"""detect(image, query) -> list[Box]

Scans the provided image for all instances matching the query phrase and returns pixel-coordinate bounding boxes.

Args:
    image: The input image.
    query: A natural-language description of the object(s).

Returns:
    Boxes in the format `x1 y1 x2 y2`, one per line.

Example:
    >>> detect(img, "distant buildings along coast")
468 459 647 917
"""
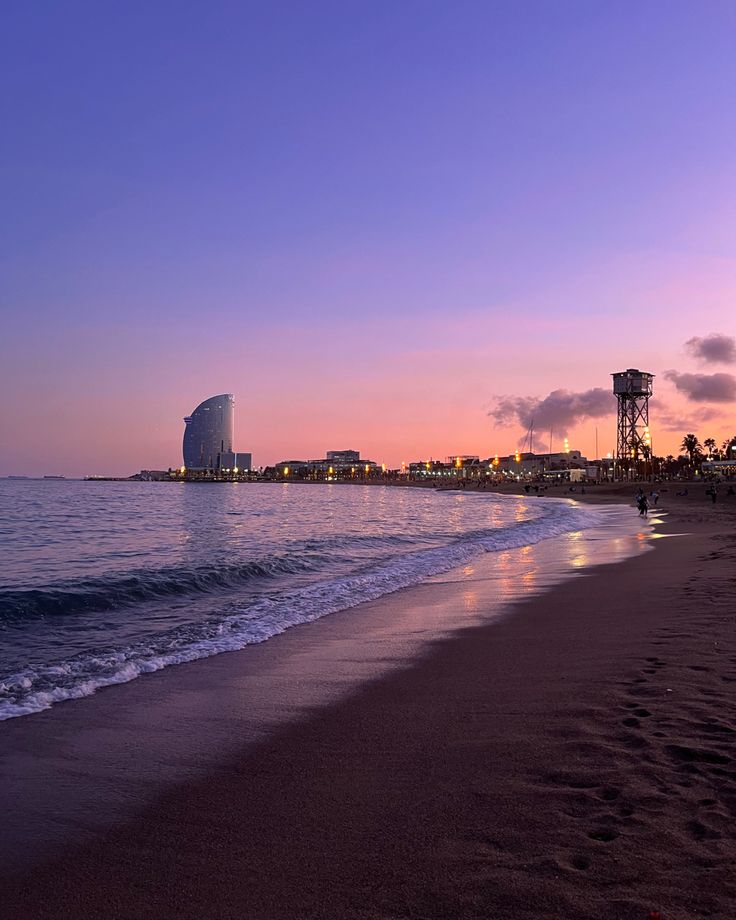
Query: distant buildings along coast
273 450 381 479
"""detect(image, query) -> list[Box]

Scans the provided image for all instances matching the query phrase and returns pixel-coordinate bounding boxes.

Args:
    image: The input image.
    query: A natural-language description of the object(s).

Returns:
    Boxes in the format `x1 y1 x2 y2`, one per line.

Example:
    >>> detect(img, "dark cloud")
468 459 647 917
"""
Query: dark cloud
664 370 736 403
489 387 614 436
685 333 736 365
658 409 720 432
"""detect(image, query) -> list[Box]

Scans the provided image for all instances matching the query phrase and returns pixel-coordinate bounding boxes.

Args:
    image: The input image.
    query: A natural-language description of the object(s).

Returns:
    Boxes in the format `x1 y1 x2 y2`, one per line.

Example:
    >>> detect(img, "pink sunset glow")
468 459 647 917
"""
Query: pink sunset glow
2 5 735 476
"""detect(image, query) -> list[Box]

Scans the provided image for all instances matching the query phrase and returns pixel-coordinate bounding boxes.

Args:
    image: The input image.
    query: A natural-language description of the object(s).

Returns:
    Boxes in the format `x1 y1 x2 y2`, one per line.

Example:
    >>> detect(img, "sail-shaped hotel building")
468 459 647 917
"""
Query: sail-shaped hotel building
182 394 235 470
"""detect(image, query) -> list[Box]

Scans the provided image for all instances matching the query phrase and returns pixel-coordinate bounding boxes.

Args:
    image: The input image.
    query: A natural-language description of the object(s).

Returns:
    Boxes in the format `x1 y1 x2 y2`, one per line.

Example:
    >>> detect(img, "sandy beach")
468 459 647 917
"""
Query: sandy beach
1 483 734 919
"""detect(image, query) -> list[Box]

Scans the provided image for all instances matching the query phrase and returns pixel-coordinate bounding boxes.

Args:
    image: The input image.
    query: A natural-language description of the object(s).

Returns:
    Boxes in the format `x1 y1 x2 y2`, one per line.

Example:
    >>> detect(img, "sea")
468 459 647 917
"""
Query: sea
0 479 643 722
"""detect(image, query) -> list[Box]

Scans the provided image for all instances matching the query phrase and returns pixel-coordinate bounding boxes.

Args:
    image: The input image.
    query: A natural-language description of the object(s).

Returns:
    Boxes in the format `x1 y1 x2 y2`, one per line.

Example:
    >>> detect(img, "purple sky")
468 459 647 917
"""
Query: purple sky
1 1 735 475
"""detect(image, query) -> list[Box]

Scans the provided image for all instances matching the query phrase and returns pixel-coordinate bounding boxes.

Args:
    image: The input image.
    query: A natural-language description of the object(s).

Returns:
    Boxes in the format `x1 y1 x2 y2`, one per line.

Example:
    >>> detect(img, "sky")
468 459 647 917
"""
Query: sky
1 1 735 476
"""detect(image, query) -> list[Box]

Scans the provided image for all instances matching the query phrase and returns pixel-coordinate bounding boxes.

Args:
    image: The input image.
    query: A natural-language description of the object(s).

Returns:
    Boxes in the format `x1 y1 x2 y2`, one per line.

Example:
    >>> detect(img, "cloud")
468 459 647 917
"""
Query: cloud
664 370 736 402
657 409 720 432
489 387 614 436
685 333 736 365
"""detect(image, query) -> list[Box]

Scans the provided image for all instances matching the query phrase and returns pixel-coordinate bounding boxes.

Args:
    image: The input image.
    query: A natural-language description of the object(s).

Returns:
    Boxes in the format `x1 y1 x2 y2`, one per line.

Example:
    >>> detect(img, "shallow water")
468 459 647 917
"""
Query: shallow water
0 480 633 720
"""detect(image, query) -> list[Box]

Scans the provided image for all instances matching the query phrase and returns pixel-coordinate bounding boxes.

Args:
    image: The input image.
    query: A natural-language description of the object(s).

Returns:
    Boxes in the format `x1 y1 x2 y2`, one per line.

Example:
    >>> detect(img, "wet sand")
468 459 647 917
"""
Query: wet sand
1 485 735 919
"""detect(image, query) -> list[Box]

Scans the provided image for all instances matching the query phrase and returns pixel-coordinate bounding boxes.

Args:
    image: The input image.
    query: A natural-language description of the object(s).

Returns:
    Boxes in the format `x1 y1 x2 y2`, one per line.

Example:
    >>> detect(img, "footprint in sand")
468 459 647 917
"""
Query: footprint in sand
700 721 735 735
666 744 731 765
687 819 721 841
588 828 619 842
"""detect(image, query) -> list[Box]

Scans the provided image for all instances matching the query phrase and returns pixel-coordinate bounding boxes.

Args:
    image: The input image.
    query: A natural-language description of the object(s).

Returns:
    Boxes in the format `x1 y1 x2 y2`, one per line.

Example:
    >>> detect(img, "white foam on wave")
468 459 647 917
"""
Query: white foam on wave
0 501 605 721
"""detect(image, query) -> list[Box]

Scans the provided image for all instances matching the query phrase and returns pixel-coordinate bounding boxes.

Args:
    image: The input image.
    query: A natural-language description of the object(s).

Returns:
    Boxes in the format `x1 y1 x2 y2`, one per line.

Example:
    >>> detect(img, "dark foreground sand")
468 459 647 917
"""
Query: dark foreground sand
1 485 735 919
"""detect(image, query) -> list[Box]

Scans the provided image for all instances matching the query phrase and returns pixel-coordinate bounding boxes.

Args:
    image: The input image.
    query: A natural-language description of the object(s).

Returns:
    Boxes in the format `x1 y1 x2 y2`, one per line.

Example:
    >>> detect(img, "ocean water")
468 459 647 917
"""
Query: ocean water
1 480 619 721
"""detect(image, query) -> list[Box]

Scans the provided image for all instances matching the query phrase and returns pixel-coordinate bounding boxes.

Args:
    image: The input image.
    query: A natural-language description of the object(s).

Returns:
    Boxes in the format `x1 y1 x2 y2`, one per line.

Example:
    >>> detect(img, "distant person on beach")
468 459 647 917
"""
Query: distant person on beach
650 490 659 506
637 494 649 516
708 485 718 504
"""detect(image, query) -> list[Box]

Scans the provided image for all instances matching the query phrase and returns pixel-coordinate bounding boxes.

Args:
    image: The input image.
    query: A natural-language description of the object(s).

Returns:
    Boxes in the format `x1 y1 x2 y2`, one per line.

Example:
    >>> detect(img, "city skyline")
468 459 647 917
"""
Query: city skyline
2 3 735 476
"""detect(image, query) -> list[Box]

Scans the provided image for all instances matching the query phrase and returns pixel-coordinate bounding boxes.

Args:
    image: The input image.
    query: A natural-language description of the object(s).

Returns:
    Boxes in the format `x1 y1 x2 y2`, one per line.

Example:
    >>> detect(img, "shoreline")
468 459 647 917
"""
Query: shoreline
1 491 735 918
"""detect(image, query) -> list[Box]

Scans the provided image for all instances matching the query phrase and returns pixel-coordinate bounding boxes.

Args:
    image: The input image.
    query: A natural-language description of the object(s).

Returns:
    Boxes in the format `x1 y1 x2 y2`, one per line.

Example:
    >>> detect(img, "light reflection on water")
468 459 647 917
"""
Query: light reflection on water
423 505 652 633
0 481 652 724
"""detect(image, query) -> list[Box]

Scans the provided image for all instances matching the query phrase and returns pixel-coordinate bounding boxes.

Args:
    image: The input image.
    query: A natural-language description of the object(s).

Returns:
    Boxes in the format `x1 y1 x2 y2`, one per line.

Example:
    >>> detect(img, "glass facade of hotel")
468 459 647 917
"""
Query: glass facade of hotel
182 394 234 469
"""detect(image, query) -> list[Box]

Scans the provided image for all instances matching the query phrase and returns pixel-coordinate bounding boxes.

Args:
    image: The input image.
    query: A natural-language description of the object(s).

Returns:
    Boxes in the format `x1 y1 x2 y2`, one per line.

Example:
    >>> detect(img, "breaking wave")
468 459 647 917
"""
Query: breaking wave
0 501 601 721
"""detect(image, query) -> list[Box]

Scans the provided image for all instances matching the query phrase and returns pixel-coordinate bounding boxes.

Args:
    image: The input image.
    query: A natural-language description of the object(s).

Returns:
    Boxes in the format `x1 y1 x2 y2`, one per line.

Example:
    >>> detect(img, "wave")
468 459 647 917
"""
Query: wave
0 502 602 721
0 534 428 623
0 556 315 621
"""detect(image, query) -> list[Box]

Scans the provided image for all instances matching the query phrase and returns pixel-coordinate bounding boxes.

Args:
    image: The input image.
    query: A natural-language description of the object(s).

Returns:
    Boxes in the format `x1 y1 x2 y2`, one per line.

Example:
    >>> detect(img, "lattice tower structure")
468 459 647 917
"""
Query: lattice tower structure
612 369 654 463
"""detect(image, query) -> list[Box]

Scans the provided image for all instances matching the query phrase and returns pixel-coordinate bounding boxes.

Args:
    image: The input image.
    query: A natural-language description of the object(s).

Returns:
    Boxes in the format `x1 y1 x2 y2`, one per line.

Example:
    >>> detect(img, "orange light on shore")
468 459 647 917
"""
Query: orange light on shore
179 466 186 474
283 466 289 476
514 451 520 463
455 456 462 468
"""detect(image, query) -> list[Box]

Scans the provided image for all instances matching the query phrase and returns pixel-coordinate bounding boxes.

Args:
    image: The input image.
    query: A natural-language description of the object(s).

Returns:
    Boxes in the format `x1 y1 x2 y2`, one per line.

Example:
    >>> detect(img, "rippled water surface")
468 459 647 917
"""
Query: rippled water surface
1 480 613 720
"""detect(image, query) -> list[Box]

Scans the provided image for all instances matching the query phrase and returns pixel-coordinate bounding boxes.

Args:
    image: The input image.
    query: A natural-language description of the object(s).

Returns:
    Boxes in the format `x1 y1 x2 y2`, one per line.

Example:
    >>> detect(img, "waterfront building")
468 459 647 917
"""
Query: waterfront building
326 450 360 462
219 451 253 472
182 394 234 469
701 459 736 479
272 453 379 479
493 450 587 477
406 450 589 480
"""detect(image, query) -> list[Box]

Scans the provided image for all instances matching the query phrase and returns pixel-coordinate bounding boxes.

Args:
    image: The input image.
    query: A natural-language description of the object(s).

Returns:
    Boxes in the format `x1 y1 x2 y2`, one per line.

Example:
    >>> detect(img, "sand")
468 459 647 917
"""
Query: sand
1 483 734 919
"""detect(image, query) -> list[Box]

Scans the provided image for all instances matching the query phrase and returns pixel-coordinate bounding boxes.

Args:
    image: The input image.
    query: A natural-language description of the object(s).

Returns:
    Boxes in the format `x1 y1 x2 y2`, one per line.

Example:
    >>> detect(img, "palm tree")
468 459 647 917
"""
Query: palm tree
680 434 702 469
703 438 717 459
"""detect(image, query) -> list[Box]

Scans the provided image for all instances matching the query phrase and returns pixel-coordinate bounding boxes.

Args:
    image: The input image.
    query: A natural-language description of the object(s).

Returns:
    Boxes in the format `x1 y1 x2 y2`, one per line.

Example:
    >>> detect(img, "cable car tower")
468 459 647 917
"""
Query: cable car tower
612 369 654 471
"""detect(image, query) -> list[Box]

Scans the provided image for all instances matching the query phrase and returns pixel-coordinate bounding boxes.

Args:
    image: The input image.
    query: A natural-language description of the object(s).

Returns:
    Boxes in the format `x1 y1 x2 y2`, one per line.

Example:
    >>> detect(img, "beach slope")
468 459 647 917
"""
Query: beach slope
1 492 735 919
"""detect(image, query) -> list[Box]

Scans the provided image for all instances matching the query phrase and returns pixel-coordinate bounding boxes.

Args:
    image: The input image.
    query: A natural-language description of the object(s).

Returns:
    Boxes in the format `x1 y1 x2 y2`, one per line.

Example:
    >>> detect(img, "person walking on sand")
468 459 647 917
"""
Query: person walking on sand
637 494 649 517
